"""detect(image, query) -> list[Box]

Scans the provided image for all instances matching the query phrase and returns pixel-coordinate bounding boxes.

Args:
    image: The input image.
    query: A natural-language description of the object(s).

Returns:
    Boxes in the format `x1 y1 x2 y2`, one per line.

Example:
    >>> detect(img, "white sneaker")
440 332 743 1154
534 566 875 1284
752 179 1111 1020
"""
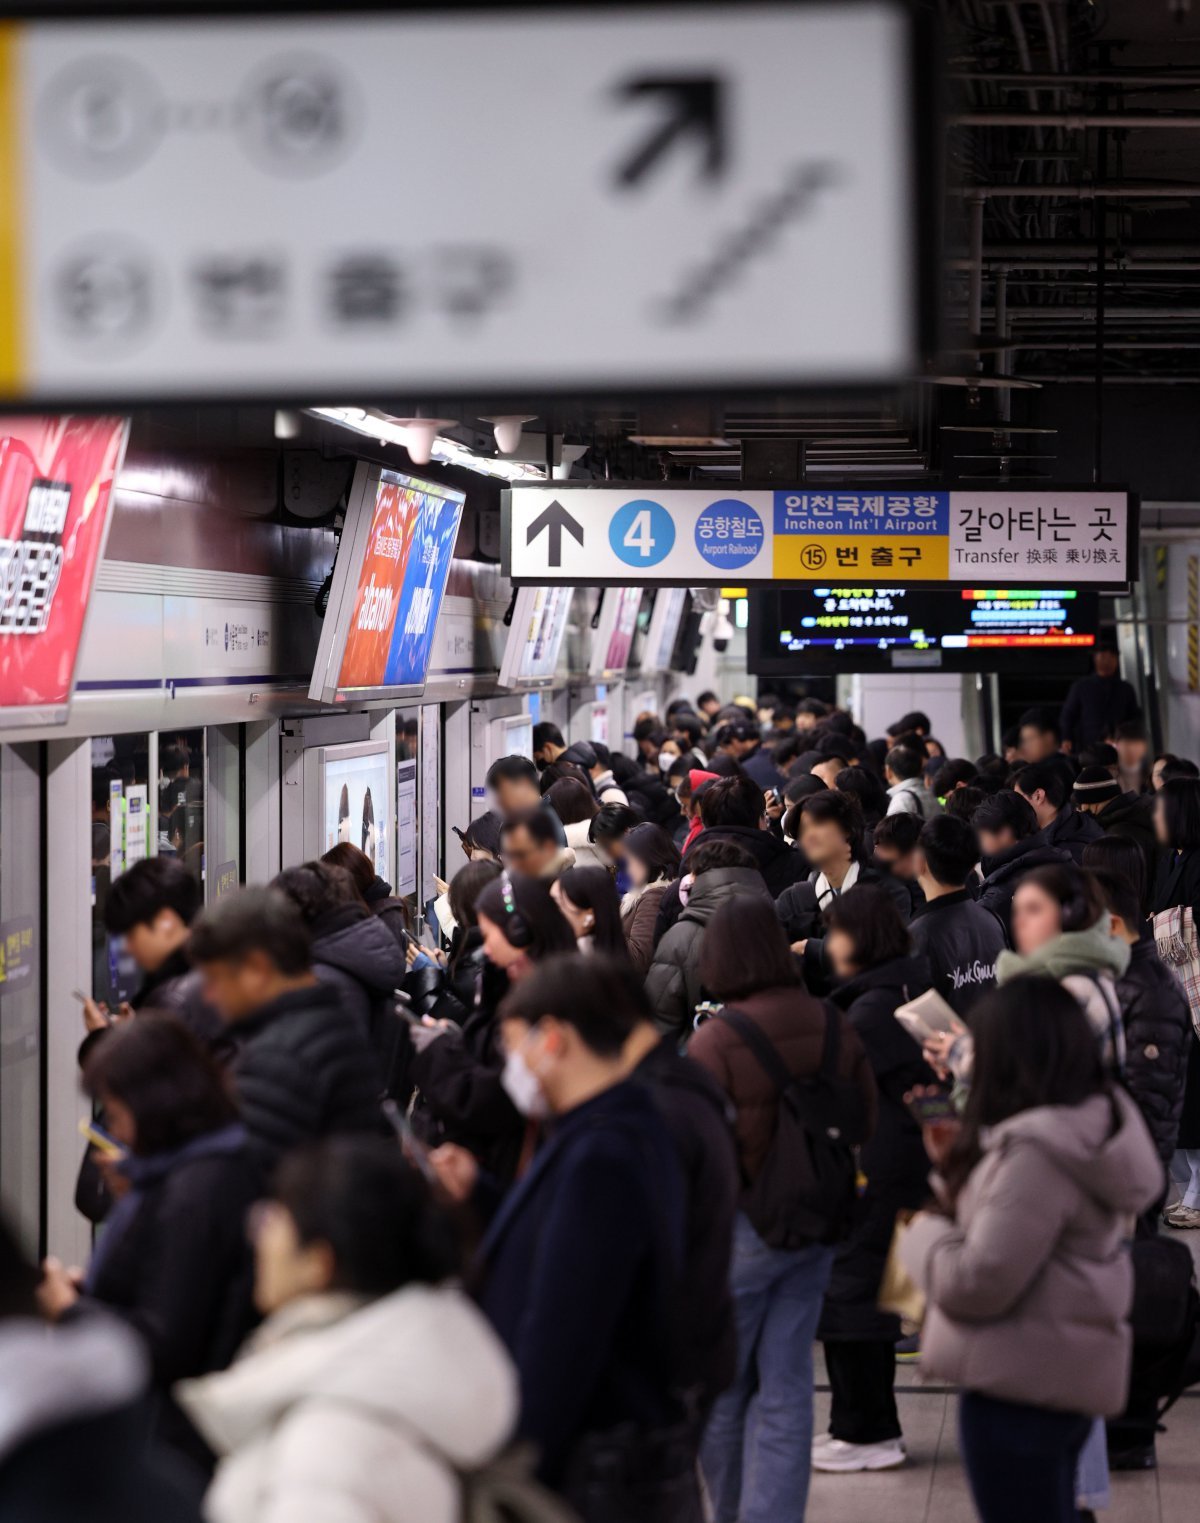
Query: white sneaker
811 1437 907 1473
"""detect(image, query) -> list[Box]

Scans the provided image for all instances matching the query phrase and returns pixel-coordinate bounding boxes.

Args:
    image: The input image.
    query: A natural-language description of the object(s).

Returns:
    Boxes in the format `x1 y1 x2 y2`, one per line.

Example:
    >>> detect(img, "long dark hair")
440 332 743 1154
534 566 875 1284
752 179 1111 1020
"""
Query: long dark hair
622 822 681 884
1160 776 1200 851
475 873 576 960
555 866 629 957
84 1015 238 1156
941 977 1106 1205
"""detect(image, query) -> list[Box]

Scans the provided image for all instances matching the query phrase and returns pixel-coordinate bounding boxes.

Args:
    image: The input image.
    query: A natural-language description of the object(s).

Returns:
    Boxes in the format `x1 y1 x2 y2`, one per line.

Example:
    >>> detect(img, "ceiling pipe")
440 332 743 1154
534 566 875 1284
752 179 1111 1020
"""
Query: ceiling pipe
951 111 1200 128
950 72 1200 87
950 183 1200 198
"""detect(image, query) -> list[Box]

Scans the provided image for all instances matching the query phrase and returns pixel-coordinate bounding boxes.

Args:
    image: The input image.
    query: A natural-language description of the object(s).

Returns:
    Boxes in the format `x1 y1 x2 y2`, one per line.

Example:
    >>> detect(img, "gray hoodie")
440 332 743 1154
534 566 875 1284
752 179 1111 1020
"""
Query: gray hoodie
902 1088 1163 1417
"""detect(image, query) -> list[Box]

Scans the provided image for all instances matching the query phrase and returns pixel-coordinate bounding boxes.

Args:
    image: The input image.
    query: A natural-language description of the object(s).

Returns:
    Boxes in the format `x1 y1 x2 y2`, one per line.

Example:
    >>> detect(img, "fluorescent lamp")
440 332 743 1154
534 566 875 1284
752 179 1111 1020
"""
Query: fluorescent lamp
307 407 546 481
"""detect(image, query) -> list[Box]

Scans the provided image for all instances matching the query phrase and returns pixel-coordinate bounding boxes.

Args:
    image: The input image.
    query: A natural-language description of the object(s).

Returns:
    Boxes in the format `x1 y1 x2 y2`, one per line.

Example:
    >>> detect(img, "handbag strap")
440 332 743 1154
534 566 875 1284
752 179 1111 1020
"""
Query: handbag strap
720 1001 841 1095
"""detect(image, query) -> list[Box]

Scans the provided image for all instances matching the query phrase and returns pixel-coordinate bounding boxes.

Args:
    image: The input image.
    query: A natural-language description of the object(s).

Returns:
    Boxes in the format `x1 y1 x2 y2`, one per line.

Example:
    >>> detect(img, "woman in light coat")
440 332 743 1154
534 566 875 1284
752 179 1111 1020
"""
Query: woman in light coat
901 977 1162 1523
177 1138 516 1523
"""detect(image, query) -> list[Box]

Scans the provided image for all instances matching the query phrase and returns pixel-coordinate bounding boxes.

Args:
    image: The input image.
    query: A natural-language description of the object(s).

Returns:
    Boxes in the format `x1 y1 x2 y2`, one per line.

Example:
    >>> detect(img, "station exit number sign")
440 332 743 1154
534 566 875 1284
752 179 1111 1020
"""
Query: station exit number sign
0 1 925 402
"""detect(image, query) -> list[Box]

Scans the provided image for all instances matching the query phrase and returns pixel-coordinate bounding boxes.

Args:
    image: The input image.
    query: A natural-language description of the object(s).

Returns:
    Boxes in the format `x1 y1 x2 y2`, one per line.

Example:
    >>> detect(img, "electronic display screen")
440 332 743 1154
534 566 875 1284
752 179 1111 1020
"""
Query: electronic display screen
498 584 572 689
310 463 465 703
749 585 1099 675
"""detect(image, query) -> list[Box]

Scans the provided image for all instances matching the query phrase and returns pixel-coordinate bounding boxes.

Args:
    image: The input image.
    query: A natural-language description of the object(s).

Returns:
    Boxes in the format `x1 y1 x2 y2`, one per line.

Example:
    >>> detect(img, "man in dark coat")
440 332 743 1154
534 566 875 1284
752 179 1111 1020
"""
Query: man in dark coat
1073 767 1159 886
974 790 1072 940
1015 759 1104 867
1060 643 1140 754
910 815 1006 1014
476 956 691 1501
189 887 383 1177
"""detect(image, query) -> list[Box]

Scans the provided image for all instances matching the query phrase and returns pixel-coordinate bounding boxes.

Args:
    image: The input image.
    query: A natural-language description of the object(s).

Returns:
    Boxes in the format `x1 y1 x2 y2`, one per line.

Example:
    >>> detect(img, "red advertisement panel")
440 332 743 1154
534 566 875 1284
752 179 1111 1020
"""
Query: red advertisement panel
0 416 128 715
337 477 419 690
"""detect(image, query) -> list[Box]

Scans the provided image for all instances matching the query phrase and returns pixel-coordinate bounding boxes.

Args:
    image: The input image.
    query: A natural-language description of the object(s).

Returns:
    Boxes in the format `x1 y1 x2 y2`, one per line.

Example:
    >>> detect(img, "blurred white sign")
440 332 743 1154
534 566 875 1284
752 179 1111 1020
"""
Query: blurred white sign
0 2 919 399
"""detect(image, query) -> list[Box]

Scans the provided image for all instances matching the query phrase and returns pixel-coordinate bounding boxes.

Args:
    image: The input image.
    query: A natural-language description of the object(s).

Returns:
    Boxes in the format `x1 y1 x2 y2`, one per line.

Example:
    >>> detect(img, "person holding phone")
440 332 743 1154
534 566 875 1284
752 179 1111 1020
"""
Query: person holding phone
900 978 1161 1523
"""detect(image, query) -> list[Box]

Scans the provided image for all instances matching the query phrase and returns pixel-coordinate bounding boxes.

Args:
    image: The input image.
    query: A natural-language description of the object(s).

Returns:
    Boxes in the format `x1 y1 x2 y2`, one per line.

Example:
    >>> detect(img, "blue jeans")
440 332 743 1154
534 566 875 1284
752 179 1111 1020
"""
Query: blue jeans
701 1214 834 1523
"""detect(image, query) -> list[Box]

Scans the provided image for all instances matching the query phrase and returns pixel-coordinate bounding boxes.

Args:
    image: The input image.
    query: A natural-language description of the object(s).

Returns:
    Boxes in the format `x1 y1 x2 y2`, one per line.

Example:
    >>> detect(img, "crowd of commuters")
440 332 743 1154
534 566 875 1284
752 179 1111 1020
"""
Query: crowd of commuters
4 653 1200 1523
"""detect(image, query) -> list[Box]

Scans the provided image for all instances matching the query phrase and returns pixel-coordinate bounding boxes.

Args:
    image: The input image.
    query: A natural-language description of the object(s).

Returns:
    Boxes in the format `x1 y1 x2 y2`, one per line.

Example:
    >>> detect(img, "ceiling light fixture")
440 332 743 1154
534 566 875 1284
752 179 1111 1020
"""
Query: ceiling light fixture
481 414 537 455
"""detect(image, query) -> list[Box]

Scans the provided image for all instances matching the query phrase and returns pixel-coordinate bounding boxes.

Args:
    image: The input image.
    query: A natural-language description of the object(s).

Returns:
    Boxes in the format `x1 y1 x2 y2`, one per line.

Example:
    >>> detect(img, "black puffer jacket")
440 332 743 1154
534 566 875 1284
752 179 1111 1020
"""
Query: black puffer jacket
310 905 407 1037
908 888 1008 1015
978 837 1071 940
1117 936 1192 1164
1040 802 1104 866
821 955 935 1342
1093 792 1159 894
363 876 411 952
231 986 383 1175
774 861 912 945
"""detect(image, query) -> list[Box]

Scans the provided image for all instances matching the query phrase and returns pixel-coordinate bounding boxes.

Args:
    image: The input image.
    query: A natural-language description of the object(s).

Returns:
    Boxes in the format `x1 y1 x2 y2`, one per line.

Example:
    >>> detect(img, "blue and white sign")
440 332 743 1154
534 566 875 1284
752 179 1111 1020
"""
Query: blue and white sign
609 498 676 568
506 486 1136 586
695 499 766 570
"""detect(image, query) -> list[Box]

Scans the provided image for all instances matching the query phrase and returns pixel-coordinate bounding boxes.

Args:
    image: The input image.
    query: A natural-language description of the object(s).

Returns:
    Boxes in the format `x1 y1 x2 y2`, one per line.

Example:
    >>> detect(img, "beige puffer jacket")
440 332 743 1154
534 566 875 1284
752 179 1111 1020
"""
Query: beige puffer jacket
901 1088 1163 1418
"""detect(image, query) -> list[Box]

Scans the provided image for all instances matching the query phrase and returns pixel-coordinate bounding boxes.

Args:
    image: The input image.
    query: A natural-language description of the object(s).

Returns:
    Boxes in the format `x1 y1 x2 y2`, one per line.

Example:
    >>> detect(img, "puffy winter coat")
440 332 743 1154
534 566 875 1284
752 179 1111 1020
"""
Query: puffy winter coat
901 1089 1163 1417
820 955 935 1342
645 867 773 1043
178 1287 517 1523
1039 802 1105 866
621 880 670 975
230 986 384 1175
977 837 1071 939
310 906 407 1039
654 824 809 942
563 818 612 872
908 889 1006 1015
1117 935 1192 1163
1092 792 1158 884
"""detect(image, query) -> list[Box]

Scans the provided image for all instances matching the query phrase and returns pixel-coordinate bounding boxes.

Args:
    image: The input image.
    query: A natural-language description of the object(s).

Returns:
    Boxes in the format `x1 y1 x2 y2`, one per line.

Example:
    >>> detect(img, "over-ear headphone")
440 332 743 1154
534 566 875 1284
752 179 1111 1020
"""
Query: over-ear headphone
500 869 533 949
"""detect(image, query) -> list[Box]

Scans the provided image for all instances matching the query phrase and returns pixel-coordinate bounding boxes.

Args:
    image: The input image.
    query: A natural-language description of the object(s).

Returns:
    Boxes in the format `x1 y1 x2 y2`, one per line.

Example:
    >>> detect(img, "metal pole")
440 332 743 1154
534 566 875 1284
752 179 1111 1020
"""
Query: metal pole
951 111 1200 129
994 267 1011 425
967 193 985 354
1094 106 1108 483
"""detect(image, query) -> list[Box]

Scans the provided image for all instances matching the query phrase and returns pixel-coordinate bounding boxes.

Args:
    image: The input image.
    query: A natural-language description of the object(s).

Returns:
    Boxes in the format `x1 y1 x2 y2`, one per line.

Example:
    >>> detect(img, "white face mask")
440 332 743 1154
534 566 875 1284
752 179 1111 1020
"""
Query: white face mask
501 1046 551 1119
658 753 675 773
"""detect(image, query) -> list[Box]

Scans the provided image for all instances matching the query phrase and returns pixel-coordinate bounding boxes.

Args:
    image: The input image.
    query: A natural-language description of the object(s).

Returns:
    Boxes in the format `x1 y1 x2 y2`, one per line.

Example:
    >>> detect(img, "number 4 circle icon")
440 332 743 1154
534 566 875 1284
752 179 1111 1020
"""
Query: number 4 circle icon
609 499 676 568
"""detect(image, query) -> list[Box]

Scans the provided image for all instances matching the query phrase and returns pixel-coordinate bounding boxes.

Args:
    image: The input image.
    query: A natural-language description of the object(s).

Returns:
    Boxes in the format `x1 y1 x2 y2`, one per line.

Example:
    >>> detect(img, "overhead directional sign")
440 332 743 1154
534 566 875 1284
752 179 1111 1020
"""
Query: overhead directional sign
0 1 923 402
505 487 1138 587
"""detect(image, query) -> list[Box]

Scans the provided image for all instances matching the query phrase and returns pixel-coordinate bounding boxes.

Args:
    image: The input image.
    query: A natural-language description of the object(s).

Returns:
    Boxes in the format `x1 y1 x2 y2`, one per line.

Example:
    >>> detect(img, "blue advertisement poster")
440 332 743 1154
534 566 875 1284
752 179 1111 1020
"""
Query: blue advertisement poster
384 487 464 686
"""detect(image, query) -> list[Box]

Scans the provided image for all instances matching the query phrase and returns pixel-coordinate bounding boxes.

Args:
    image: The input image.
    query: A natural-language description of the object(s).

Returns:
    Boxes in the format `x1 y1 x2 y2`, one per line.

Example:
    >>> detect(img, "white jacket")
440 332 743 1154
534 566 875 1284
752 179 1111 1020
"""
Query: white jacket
564 819 612 872
177 1286 517 1523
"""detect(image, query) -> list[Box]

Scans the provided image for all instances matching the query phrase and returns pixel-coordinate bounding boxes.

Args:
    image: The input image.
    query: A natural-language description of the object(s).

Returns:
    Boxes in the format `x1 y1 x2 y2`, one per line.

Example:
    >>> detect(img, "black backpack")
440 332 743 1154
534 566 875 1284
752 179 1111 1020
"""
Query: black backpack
720 1004 869 1249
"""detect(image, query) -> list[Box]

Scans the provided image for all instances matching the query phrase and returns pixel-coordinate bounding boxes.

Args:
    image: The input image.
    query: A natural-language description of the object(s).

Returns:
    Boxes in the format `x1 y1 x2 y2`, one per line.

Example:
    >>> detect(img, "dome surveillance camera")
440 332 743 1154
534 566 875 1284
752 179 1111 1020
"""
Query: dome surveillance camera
482 414 537 455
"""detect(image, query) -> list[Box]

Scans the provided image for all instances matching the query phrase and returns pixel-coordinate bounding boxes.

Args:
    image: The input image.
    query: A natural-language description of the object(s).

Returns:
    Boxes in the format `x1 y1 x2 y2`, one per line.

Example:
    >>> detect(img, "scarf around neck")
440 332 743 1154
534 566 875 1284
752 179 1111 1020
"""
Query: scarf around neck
996 917 1130 986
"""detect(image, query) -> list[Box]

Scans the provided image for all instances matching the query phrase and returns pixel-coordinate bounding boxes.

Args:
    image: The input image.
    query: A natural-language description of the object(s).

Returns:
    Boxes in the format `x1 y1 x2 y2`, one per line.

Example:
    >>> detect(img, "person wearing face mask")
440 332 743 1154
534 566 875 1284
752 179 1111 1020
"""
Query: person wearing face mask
475 953 696 1521
408 872 576 1185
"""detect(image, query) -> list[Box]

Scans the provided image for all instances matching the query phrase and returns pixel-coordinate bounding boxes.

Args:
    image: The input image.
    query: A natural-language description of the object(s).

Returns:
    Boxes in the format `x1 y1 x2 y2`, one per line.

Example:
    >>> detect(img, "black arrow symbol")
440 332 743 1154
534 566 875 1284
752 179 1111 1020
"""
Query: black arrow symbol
526 499 584 568
614 74 726 190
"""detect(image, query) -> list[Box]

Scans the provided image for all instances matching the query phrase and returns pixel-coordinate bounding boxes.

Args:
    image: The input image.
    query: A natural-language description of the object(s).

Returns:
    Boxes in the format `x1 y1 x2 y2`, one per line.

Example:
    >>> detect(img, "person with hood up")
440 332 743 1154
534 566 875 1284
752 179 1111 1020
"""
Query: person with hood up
974 789 1071 940
273 860 407 1084
177 1138 517 1523
812 887 933 1477
1014 760 1104 866
645 838 772 1045
677 767 719 856
619 823 681 973
0 1212 204 1523
900 978 1163 1523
